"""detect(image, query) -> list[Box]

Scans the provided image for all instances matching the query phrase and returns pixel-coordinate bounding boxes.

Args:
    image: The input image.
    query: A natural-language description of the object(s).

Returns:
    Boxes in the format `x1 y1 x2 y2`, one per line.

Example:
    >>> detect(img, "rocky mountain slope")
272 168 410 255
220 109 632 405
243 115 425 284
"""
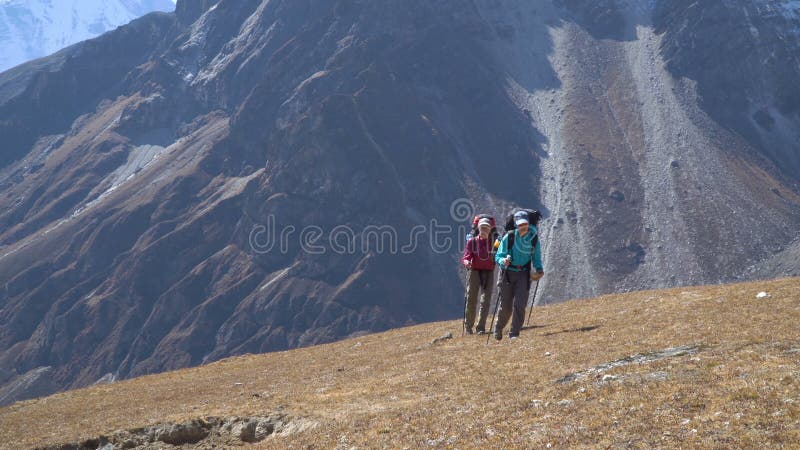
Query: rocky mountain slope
0 0 799 405
0 277 798 448
0 0 175 72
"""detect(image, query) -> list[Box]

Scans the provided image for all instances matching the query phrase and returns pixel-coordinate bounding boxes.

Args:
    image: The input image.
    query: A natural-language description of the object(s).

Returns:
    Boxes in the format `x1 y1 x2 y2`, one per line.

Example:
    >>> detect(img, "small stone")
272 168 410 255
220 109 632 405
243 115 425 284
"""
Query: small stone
431 332 453 345
601 375 618 382
544 352 552 357
232 420 257 443
756 291 771 299
425 437 445 446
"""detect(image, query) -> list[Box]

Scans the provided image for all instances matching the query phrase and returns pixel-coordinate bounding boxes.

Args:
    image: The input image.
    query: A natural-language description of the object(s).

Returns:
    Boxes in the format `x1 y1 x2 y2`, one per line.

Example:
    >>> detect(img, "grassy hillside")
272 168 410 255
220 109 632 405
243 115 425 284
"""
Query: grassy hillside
1 277 799 449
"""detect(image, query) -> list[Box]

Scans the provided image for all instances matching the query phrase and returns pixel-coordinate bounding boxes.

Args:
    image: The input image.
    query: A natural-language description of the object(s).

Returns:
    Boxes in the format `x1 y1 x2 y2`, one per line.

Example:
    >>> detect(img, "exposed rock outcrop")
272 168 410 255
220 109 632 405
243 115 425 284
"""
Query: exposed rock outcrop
41 413 317 449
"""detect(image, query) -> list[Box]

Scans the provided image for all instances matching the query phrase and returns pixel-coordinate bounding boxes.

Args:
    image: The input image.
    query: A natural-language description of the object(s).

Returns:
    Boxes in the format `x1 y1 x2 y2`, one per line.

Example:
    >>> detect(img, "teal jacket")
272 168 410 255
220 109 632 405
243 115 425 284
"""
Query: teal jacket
495 227 543 272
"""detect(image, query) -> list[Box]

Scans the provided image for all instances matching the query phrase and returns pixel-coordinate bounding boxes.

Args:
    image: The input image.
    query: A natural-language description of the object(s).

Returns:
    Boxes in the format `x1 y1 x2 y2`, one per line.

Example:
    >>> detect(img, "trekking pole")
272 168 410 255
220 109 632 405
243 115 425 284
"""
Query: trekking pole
486 269 505 344
525 280 540 328
461 268 471 336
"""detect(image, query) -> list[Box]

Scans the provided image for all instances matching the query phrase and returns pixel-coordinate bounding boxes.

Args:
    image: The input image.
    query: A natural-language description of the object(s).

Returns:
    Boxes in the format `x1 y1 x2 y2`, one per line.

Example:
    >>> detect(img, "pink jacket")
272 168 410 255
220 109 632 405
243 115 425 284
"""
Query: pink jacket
461 236 496 271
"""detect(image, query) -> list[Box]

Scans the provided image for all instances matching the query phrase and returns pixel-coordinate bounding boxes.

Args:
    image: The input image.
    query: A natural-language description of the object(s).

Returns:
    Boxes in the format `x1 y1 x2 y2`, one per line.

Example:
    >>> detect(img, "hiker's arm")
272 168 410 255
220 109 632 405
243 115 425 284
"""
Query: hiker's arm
461 240 473 268
495 234 509 265
533 235 543 272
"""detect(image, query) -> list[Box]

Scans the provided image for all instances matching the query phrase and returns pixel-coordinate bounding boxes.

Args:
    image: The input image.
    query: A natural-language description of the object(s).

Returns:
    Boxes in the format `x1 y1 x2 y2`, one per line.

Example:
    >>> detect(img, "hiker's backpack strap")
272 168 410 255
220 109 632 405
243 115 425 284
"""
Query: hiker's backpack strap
526 233 538 272
503 231 515 283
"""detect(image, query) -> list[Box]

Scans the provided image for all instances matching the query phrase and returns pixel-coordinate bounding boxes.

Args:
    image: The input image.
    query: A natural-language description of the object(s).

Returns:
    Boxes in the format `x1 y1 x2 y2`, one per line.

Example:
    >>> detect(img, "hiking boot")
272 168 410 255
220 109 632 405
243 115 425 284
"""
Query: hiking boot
509 334 520 341
475 327 486 335
494 333 502 341
464 327 474 335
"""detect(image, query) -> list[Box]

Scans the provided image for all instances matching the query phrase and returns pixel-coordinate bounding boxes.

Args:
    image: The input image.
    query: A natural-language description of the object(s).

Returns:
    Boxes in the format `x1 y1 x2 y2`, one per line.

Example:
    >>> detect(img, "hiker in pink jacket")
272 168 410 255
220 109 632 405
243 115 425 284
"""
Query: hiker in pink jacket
461 217 497 335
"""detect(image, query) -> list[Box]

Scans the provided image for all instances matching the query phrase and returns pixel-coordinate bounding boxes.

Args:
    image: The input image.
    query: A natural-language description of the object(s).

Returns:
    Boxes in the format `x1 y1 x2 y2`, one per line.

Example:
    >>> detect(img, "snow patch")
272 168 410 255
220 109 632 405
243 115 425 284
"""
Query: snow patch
781 0 800 20
70 143 169 219
0 0 174 71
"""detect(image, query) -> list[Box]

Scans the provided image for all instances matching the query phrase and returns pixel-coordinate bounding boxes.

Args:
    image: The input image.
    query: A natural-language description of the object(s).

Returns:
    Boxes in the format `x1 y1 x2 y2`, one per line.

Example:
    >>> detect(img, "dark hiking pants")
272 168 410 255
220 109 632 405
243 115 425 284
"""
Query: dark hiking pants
493 270 531 337
464 268 494 331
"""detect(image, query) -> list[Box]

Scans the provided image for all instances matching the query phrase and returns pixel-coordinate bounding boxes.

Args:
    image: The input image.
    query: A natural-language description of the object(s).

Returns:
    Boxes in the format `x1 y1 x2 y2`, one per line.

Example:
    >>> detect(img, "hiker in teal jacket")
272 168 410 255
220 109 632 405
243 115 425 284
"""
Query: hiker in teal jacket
493 210 544 340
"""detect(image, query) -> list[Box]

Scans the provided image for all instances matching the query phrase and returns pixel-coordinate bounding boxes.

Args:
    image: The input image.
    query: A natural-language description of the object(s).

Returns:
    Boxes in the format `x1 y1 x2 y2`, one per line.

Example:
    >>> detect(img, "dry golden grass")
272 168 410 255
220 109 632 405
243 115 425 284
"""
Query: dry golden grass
1 277 799 449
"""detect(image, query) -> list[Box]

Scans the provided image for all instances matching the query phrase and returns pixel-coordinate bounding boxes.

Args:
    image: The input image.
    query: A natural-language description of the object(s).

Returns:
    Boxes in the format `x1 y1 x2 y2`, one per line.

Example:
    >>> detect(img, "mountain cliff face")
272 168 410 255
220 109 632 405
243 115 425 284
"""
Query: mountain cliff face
0 0 798 404
501 0 800 300
0 0 175 72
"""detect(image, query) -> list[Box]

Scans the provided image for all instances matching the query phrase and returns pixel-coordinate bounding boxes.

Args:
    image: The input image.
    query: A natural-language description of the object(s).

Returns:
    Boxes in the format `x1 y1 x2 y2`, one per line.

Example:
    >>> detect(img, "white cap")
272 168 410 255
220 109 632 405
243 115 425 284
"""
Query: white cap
514 211 529 226
478 218 492 228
